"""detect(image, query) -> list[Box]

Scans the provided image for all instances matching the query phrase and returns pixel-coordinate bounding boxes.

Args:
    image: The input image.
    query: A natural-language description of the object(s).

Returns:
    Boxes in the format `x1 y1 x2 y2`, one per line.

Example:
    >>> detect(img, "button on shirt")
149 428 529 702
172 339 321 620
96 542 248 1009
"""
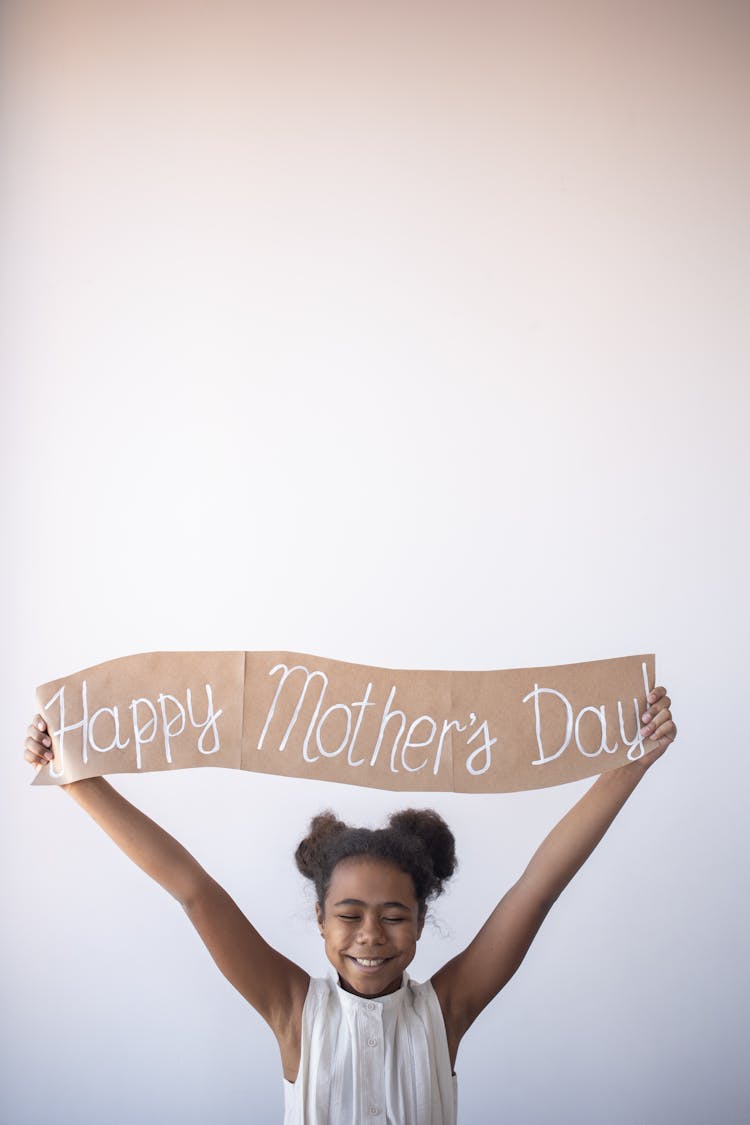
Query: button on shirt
283 971 457 1124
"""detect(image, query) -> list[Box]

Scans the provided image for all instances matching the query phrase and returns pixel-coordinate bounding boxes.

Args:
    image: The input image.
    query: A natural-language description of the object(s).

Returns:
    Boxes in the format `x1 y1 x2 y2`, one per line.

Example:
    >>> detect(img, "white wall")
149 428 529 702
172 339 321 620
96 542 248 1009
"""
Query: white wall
1 2 748 1123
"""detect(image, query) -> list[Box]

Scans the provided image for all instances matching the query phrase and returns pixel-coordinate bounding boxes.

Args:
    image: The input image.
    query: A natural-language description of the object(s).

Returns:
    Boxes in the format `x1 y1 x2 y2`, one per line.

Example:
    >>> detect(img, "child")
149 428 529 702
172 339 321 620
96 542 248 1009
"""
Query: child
24 686 676 1124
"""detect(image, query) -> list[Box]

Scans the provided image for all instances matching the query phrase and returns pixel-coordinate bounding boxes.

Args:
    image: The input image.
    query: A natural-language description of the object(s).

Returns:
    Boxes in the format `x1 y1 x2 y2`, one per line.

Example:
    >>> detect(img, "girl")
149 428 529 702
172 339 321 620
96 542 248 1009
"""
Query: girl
24 686 677 1124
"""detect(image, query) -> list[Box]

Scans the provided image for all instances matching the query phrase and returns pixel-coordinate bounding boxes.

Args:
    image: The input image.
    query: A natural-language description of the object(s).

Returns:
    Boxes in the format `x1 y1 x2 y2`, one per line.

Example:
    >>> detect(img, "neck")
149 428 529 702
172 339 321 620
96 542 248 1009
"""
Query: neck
337 973 404 998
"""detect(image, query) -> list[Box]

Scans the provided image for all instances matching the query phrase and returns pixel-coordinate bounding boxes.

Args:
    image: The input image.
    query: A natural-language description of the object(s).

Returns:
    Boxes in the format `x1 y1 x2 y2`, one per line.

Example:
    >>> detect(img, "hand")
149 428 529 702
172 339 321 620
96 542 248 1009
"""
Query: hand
24 713 54 770
637 685 677 769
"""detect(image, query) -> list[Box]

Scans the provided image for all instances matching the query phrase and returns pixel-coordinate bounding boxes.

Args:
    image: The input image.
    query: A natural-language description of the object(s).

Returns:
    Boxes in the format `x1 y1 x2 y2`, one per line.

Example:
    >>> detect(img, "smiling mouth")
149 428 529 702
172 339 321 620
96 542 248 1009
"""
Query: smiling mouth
348 956 390 968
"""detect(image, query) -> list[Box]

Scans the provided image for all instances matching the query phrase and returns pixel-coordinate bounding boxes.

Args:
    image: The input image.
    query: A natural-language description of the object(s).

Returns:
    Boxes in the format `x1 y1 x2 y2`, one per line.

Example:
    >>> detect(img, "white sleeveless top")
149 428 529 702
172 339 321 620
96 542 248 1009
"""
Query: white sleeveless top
283 971 457 1124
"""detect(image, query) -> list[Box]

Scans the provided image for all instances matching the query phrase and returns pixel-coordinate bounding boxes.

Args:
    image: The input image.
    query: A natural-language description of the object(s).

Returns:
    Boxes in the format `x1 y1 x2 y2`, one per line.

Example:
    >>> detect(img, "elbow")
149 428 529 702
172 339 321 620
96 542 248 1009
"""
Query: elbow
176 865 215 914
512 876 558 921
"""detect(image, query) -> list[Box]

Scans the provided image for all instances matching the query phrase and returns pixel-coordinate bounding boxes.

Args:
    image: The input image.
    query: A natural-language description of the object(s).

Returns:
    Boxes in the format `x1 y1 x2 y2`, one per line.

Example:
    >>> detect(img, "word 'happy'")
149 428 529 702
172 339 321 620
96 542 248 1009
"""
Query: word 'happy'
41 681 222 778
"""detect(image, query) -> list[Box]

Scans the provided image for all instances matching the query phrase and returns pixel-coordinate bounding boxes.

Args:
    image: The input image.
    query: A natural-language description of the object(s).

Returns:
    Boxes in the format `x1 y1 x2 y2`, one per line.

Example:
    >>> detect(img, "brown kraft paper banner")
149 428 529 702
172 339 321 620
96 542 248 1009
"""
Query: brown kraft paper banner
32 651 657 793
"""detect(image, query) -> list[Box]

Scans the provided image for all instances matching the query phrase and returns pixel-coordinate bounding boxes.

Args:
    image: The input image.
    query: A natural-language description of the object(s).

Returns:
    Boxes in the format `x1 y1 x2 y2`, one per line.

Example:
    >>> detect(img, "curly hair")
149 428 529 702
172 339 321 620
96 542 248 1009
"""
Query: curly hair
295 808 457 917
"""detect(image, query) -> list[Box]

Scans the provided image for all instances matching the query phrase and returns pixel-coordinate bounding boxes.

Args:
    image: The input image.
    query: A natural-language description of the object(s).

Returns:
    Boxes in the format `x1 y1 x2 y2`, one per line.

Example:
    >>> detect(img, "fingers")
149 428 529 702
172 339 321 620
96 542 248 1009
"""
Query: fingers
639 686 677 749
24 714 53 766
648 718 677 749
640 687 670 725
640 710 674 740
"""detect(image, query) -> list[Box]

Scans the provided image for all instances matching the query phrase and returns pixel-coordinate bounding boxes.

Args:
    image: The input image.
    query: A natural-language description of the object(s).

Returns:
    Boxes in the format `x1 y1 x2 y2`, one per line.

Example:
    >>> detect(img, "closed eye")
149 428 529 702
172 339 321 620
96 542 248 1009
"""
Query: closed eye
337 915 406 923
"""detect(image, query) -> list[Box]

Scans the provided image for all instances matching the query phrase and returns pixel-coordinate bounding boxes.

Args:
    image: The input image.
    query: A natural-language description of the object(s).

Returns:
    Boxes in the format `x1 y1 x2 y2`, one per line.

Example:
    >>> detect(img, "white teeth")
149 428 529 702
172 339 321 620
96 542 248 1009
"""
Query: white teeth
353 958 386 967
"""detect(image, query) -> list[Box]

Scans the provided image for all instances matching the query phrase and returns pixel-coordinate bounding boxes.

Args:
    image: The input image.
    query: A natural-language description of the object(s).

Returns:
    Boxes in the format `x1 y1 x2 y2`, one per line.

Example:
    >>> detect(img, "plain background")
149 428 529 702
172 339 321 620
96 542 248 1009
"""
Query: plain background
1 2 748 1123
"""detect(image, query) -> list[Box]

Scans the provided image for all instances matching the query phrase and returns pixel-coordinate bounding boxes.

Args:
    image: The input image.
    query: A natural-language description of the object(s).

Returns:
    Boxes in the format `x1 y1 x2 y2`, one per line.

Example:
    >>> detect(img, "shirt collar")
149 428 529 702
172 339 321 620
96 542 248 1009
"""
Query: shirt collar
333 970 411 1010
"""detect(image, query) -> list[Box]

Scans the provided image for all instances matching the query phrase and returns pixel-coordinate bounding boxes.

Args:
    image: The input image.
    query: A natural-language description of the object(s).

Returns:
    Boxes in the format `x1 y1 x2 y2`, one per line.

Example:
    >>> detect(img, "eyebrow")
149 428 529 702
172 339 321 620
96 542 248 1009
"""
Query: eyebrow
333 898 412 910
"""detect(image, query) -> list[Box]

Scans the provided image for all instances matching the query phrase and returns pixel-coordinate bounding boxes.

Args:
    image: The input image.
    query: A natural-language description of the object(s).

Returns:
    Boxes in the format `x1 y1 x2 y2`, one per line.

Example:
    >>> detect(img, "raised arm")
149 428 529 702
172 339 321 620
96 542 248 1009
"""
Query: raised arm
432 687 677 1062
24 715 309 1052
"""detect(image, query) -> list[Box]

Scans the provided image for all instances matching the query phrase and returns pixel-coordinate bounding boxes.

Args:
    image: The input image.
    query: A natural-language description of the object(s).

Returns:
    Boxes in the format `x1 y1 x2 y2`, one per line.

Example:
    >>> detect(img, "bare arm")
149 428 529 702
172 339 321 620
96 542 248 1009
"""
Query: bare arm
24 717 309 1041
432 687 677 1057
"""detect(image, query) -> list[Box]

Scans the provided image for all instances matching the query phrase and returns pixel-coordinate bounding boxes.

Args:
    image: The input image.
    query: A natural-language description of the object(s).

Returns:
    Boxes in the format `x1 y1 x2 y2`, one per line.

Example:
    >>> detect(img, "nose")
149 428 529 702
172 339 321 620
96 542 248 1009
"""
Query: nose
356 914 387 945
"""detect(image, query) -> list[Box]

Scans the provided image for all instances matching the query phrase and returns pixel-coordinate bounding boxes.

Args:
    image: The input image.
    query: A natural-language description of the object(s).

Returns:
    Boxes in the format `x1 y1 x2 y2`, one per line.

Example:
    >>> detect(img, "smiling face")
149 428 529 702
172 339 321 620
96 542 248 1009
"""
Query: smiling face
316 855 425 998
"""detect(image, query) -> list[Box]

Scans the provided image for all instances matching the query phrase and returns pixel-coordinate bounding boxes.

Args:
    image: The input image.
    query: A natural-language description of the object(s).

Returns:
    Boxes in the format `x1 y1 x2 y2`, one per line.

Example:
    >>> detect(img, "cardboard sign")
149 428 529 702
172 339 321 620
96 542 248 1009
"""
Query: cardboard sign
32 650 656 792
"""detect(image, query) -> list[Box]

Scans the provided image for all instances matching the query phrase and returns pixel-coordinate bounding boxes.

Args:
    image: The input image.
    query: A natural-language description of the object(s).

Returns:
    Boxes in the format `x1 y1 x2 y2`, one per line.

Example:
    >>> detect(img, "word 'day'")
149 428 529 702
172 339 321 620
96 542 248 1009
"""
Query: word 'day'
524 661 653 765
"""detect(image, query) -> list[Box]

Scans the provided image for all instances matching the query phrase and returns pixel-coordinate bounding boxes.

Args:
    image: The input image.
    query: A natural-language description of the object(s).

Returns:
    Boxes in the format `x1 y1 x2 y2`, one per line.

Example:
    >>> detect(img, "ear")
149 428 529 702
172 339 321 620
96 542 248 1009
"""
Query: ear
315 901 325 935
416 911 426 940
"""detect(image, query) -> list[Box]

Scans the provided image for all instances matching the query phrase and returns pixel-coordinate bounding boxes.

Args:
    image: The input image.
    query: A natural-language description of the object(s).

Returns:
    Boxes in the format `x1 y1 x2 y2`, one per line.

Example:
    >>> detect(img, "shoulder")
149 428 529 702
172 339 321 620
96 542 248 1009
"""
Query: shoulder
404 975 447 1025
300 976 345 1029
405 975 437 1003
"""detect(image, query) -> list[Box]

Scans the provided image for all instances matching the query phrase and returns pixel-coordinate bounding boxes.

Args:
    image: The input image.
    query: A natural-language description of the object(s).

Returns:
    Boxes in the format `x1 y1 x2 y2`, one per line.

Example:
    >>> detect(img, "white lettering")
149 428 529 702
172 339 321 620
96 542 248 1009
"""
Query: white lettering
400 715 437 773
433 718 467 776
157 693 186 763
574 705 618 758
618 661 655 761
369 685 406 772
42 680 224 774
257 663 328 759
347 683 375 766
88 705 131 754
524 684 574 765
129 697 158 770
187 684 222 756
465 720 496 775
43 681 90 777
316 702 352 759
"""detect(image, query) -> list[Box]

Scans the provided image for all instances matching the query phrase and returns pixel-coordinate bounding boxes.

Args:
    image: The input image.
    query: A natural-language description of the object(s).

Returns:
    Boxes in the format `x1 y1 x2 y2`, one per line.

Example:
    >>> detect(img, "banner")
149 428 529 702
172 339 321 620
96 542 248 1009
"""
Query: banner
33 650 656 793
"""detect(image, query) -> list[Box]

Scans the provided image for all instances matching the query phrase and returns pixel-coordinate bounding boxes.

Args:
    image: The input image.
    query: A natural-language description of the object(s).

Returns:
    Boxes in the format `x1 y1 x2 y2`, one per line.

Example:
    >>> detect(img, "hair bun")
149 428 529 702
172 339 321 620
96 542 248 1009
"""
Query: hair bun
295 810 349 880
388 808 457 888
